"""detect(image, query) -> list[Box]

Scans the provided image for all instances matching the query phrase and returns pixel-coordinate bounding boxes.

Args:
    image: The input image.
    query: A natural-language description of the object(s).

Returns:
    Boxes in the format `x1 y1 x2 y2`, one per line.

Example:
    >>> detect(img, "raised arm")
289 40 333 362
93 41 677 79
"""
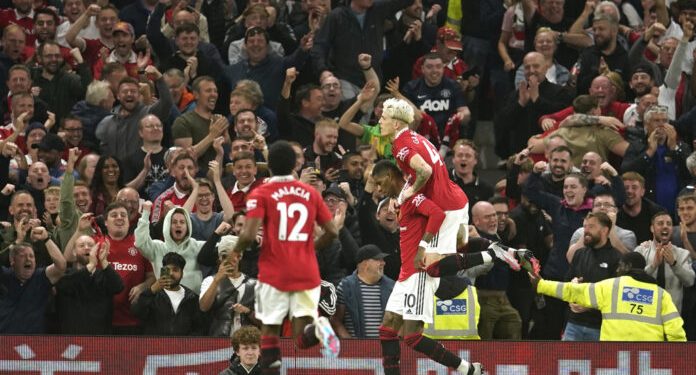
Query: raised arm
65 4 99 50
209 160 234 222
33 227 67 284
337 82 374 137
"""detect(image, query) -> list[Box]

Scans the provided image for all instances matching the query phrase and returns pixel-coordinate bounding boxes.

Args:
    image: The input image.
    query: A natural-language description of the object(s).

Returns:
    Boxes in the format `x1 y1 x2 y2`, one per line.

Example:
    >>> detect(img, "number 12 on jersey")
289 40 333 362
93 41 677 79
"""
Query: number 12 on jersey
277 202 309 241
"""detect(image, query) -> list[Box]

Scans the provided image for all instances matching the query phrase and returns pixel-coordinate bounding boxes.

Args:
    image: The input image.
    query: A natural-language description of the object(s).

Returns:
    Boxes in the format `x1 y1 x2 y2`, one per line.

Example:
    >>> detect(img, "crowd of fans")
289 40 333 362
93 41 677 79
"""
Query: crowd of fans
1 0 696 354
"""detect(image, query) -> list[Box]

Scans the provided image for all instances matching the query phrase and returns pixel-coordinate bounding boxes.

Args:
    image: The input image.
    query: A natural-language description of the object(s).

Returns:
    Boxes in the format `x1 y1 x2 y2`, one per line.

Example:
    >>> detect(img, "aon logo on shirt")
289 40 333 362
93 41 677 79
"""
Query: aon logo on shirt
420 99 450 112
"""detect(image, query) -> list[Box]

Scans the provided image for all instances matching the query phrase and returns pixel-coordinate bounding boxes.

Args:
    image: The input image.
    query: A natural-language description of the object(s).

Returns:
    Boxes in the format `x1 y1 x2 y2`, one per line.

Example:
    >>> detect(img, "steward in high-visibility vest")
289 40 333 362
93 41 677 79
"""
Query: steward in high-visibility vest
532 252 686 341
424 276 480 340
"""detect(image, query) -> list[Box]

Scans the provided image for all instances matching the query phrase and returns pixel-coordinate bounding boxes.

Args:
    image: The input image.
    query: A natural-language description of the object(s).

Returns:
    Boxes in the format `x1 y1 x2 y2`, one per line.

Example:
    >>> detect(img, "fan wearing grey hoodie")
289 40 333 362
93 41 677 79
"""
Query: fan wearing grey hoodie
135 201 205 292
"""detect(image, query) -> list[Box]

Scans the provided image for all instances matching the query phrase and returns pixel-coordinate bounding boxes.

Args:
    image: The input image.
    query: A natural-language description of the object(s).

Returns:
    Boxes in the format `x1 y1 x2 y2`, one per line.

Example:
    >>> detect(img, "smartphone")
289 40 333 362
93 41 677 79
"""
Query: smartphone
160 266 170 278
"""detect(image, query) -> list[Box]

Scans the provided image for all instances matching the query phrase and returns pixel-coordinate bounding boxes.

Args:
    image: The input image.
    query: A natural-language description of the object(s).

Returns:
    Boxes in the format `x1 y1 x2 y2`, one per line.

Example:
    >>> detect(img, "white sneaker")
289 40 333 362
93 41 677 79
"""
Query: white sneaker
468 363 484 375
314 316 340 358
457 361 484 375
488 242 521 271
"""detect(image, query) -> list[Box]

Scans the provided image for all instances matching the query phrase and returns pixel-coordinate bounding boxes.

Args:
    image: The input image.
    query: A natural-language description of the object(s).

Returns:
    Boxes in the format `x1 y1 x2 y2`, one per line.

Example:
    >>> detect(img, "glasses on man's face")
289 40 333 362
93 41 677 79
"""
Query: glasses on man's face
325 197 345 205
594 202 616 209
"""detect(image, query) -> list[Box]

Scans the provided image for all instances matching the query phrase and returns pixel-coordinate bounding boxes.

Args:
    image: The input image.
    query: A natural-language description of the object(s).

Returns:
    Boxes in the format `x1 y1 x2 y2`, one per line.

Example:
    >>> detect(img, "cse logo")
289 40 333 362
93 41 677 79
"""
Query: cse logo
436 299 467 315
621 287 654 304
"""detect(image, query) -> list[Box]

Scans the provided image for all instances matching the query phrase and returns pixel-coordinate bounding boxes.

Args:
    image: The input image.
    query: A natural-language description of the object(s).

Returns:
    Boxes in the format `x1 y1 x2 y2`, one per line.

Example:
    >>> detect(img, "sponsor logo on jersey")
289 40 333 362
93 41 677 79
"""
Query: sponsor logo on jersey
436 299 467 315
420 99 450 112
396 147 410 161
621 287 654 304
246 199 257 210
112 262 139 271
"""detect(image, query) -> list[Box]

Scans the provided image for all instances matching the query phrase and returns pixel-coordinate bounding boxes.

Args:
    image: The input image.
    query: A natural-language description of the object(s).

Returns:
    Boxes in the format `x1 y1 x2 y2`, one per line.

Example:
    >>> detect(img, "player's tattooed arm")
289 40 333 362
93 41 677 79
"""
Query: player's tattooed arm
559 114 599 128
399 154 432 204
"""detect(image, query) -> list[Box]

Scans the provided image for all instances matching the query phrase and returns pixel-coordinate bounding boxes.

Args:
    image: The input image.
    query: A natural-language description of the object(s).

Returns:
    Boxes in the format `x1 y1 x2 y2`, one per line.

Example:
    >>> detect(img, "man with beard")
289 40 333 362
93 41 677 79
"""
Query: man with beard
172 76 229 172
0 191 43 264
449 139 493 216
576 13 630 95
562 212 622 341
227 151 263 212
231 110 261 141
32 41 91 124
131 252 206 335
102 202 154 334
626 64 656 103
0 227 66 333
33 133 66 178
624 93 658 139
58 116 94 163
635 212 695 312
56 230 124 334
93 21 149 79
152 153 198 222
617 172 665 243
537 145 574 198
332 244 395 338
622 105 690 215
25 9 77 67
303 119 342 179
338 152 365 201
96 68 174 162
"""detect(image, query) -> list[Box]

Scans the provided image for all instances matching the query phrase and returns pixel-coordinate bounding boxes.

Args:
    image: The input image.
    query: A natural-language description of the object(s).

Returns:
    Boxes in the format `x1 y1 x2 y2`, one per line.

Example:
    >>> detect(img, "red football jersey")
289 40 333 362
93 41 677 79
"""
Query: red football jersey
398 193 446 281
245 176 332 291
392 129 468 211
105 234 153 327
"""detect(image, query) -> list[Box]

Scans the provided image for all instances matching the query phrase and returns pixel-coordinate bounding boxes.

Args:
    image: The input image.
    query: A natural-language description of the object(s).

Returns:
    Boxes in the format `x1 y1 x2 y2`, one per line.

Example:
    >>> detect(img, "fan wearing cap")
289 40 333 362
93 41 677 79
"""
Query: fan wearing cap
32 132 67 178
199 232 260 337
332 244 395 339
412 26 468 81
321 185 360 281
93 21 151 80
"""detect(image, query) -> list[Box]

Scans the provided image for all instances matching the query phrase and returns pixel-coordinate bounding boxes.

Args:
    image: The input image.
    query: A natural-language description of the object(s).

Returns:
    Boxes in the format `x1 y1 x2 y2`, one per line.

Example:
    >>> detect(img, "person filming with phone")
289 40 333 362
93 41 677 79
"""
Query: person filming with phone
131 251 206 335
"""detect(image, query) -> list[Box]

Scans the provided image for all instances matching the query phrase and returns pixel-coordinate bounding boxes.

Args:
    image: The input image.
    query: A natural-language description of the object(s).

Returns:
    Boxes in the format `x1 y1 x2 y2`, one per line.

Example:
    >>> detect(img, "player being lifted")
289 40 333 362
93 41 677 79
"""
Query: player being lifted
232 140 340 374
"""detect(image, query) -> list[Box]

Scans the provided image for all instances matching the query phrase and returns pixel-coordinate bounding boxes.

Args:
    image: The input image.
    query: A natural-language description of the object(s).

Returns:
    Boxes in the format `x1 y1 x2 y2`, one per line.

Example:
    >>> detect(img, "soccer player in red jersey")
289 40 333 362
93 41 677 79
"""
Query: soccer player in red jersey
231 140 340 373
371 161 485 375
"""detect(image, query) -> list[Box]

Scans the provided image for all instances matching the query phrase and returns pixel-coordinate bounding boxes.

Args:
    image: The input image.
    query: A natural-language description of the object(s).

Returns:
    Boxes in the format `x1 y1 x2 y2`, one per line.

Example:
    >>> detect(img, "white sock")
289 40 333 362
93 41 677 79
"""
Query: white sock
457 360 471 373
481 252 493 263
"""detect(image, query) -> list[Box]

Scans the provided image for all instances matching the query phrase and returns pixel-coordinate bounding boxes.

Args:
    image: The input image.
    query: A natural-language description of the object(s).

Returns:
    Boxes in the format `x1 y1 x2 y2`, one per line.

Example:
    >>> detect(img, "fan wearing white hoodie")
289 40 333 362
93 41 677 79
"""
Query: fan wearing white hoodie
135 201 205 293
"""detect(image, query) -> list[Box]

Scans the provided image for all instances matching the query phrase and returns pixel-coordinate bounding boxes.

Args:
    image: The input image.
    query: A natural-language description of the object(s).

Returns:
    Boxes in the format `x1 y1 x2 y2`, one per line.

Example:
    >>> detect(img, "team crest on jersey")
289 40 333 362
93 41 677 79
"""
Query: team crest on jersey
440 89 451 98
128 247 138 256
412 194 426 207
396 147 410 161
246 199 257 210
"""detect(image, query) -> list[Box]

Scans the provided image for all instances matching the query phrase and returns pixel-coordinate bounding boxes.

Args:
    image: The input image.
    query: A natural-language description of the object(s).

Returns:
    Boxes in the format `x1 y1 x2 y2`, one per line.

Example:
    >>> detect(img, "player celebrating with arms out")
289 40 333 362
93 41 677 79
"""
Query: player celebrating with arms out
371 160 486 374
232 140 340 374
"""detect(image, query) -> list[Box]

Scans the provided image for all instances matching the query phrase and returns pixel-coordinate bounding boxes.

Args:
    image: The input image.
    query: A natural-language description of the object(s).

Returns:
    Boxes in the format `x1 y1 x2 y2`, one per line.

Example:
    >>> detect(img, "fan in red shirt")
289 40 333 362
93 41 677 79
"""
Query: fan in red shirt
64 4 117 68
99 202 154 335
370 160 484 375
231 140 340 374
0 1 36 45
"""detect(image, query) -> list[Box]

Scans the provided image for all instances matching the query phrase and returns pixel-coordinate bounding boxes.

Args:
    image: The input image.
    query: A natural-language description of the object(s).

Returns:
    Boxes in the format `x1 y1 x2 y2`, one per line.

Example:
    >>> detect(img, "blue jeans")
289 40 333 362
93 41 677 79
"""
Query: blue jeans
562 321 601 341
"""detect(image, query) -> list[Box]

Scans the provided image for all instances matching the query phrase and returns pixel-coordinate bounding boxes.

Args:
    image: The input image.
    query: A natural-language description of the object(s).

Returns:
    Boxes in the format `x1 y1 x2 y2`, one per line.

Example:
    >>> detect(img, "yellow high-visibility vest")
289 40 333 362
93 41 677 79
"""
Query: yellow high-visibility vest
445 0 462 33
423 285 480 340
538 276 686 341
